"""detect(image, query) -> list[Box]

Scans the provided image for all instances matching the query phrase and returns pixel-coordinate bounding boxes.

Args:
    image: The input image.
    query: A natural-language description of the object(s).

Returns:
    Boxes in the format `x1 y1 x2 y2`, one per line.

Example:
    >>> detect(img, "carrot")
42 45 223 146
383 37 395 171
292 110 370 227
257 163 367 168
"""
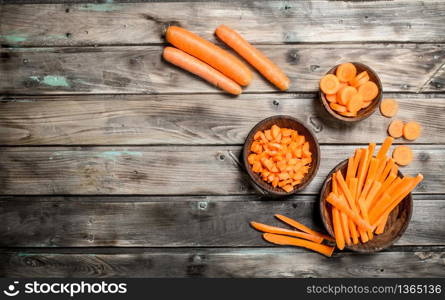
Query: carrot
374 214 388 234
163 47 242 95
392 145 414 166
335 170 357 212
336 63 357 83
329 102 347 113
263 233 335 257
377 136 394 160
350 149 362 180
377 158 395 182
320 74 341 94
326 93 337 103
215 25 290 91
345 157 355 182
339 111 358 117
380 98 399 118
388 120 404 138
365 181 382 211
356 148 370 197
371 172 397 210
337 86 357 106
361 100 372 109
250 221 323 243
166 26 252 86
332 208 345 250
349 71 369 88
339 198 352 245
274 214 334 242
346 93 364 114
327 193 372 231
358 81 379 102
403 121 422 141
375 157 388 181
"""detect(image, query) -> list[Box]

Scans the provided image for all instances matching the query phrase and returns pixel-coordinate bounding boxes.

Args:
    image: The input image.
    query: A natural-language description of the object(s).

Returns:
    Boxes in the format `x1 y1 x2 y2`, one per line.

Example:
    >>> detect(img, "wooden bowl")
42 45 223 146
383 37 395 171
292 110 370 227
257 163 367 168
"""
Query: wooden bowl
319 159 413 253
243 115 320 196
320 62 383 122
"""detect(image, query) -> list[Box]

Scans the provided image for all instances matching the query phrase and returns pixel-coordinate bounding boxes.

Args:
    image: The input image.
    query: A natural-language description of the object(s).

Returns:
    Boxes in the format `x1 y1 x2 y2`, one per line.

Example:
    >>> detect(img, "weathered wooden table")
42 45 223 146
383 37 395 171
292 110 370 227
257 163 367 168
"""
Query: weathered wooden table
0 0 444 278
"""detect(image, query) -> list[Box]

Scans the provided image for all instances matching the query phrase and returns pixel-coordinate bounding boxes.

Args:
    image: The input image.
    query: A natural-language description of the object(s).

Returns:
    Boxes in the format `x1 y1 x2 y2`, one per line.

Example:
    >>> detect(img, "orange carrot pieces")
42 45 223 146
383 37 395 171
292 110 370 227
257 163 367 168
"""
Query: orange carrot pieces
274 214 334 242
320 74 341 94
371 173 397 211
403 121 422 141
380 98 399 117
388 120 404 138
365 181 382 211
330 102 347 113
349 71 369 88
332 208 345 250
345 156 355 182
378 158 395 182
347 93 364 114
375 157 388 181
327 193 372 231
393 145 414 166
375 214 388 234
262 233 335 257
358 81 379 102
336 63 357 83
356 148 370 196
337 86 357 106
340 212 352 245
377 136 394 159
335 170 356 211
166 26 252 86
250 221 323 243
350 149 362 179
215 25 290 91
348 219 359 245
326 94 337 103
163 47 242 95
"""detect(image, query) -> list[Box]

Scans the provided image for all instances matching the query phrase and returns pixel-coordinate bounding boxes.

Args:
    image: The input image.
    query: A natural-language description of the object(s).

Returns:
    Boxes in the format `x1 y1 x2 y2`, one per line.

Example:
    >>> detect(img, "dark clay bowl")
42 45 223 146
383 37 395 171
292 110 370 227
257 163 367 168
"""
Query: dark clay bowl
319 159 413 253
320 62 383 122
243 115 320 197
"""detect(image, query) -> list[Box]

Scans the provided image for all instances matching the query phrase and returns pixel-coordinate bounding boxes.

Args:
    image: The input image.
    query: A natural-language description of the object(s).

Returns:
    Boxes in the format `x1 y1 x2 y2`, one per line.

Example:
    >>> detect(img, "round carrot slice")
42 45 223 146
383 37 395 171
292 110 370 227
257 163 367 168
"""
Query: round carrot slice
330 102 347 113
325 93 337 103
387 119 404 138
336 63 357 82
347 93 364 114
339 111 357 117
380 98 399 117
392 145 413 166
361 100 372 109
320 74 341 94
349 71 369 88
358 81 379 102
337 86 357 106
403 121 422 140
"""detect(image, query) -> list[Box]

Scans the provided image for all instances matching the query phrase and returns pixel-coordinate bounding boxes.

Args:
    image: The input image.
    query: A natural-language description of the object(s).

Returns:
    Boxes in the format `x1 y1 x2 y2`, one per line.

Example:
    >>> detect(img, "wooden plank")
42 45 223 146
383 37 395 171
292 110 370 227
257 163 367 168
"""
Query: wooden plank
0 94 444 145
0 196 443 247
0 44 444 94
1 247 444 277
0 145 441 195
1 1 445 46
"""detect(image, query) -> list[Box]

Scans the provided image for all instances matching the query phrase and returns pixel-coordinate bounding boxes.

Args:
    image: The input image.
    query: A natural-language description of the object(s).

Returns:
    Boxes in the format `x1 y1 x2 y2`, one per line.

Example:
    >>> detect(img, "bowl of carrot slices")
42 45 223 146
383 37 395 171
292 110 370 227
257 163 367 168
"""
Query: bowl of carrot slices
319 137 423 253
243 115 320 196
319 62 382 122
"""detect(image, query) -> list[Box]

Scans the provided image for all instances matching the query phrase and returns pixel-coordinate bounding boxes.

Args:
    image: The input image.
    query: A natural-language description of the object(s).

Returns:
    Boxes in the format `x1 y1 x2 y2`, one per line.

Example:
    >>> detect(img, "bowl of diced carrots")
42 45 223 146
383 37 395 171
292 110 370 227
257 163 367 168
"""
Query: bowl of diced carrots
319 62 383 122
319 137 422 253
243 115 320 196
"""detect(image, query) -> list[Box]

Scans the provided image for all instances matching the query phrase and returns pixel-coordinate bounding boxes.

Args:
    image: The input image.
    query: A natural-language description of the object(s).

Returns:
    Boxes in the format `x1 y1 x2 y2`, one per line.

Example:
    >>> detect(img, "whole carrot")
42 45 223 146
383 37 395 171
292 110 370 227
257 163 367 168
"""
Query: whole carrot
166 26 252 86
215 25 290 91
163 47 242 95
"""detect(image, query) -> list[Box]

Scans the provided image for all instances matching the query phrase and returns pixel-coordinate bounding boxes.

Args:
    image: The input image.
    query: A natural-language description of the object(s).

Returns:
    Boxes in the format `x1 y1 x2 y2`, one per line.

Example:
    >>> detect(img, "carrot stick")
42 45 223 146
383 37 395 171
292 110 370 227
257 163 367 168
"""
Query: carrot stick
327 193 372 231
371 173 397 211
163 47 242 95
250 221 323 243
332 207 345 250
365 158 379 183
274 214 334 242
377 158 395 182
166 26 252 86
350 149 362 179
345 156 355 182
356 148 370 198
376 136 394 159
215 25 290 91
263 233 335 257
340 210 352 245
365 181 382 210
347 177 359 244
375 214 388 234
335 170 356 211
356 179 373 242
331 173 338 194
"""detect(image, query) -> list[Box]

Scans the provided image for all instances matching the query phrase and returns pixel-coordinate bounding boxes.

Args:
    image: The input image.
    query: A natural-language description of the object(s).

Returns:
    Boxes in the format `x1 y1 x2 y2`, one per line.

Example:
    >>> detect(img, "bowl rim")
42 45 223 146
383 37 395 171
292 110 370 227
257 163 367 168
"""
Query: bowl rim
242 115 320 196
319 158 413 252
319 62 383 123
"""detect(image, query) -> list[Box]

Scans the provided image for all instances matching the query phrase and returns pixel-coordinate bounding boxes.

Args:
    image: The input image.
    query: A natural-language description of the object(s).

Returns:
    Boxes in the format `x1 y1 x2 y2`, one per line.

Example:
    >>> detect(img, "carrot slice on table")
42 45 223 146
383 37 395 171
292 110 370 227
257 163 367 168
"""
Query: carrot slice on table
336 63 357 83
325 93 337 103
163 47 242 95
403 121 422 141
166 26 252 86
349 71 369 88
337 86 357 106
263 233 335 257
330 102 347 113
392 145 414 166
320 74 341 94
250 221 323 243
274 214 334 242
358 81 379 102
380 98 399 117
215 25 290 90
388 120 404 138
332 208 345 250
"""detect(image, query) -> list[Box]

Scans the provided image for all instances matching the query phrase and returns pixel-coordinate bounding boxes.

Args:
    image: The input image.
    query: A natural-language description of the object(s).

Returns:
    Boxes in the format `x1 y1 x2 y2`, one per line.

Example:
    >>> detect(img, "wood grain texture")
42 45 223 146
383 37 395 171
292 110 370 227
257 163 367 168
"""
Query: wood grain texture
1 1 445 46
0 145 441 195
0 44 443 94
0 195 443 247
1 248 444 278
1 94 444 145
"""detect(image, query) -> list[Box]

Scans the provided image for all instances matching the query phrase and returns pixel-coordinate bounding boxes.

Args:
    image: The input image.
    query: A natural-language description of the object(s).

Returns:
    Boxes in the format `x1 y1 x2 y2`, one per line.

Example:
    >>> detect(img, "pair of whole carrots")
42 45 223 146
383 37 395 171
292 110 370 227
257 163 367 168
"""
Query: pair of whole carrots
163 25 290 95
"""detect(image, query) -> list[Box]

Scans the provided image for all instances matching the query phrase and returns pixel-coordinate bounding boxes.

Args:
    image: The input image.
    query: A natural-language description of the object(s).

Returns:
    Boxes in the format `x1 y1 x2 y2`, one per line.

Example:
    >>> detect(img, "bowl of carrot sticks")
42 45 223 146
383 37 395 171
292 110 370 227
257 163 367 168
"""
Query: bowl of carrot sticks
319 137 423 253
319 62 382 122
243 115 320 196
